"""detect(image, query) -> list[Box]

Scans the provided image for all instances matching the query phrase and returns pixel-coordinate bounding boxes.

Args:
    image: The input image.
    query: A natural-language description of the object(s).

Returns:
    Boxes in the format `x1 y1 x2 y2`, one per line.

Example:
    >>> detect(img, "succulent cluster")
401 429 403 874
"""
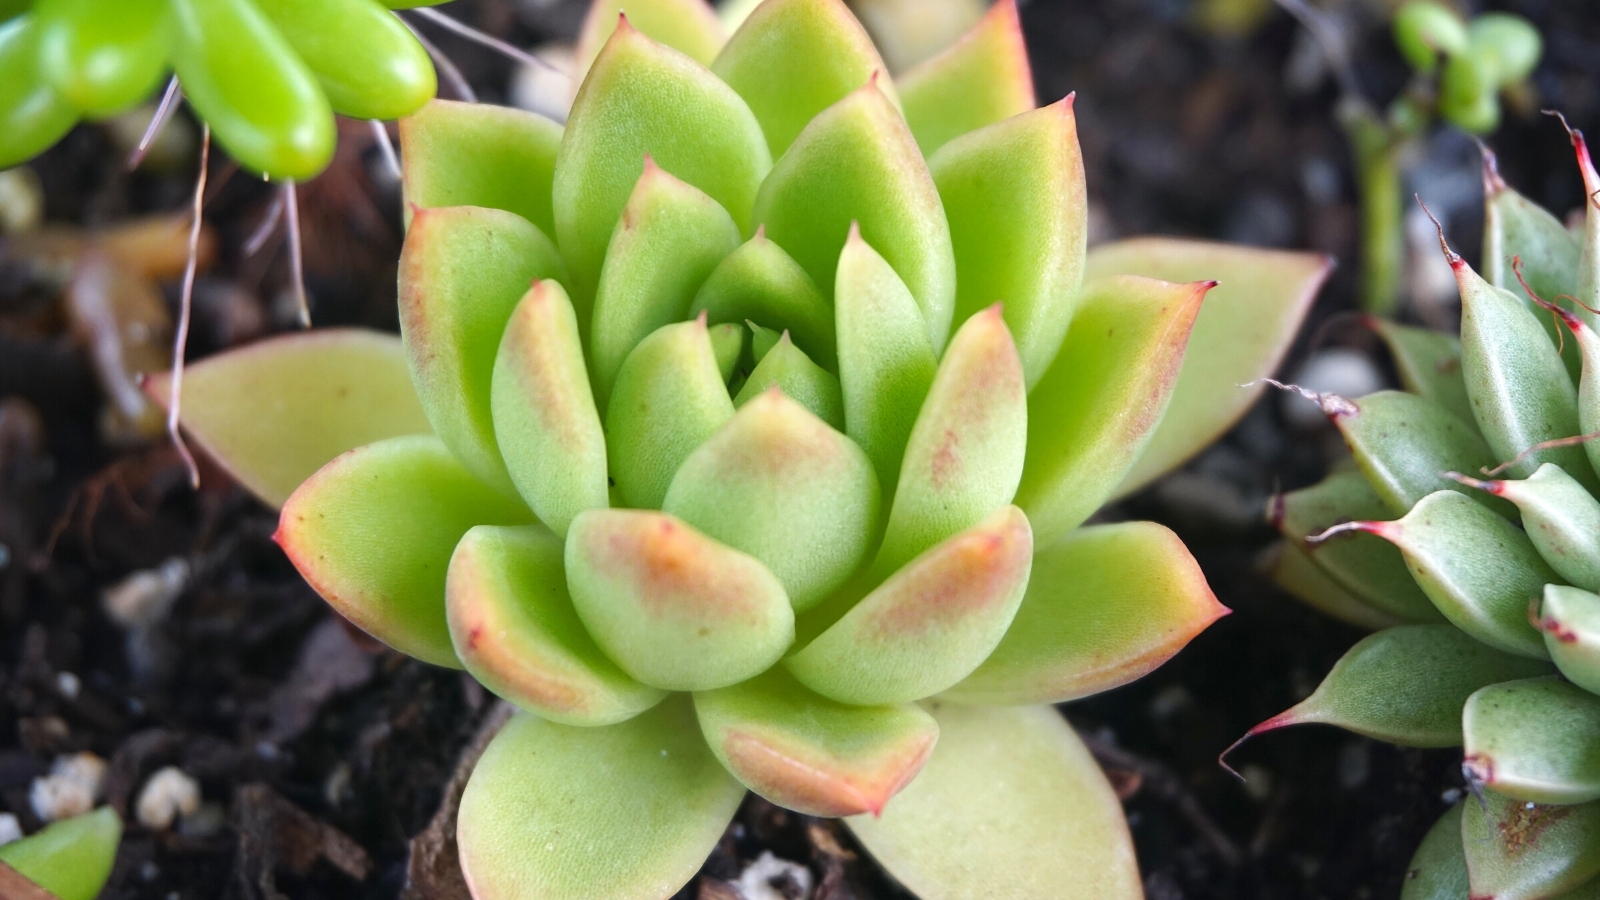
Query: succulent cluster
0 0 437 178
1261 125 1600 898
1391 0 1541 135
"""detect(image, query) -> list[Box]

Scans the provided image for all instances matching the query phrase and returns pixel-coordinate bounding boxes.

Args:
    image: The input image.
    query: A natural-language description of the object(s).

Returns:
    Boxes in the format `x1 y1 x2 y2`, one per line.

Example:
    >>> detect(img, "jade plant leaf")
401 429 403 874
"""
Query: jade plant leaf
945 520 1226 705
846 703 1141 900
277 435 535 668
447 524 665 726
1331 390 1505 517
457 699 744 900
253 0 434 121
1085 238 1332 495
573 0 726 80
1401 805 1470 900
0 807 121 900
690 230 836 370
0 16 77 169
1462 791 1600 900
1463 676 1600 805
1541 585 1600 695
1268 541 1407 632
34 0 169 118
1367 317 1476 435
400 100 563 237
731 335 845 429
895 0 1034 158
693 668 937 817
146 329 431 509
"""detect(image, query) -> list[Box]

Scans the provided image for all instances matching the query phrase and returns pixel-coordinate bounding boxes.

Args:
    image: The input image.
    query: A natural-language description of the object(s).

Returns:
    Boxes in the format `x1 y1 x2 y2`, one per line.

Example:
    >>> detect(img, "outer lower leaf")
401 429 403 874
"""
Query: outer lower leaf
753 81 956 352
1242 625 1553 748
945 521 1226 704
0 16 77 169
0 807 120 900
1463 792 1600 900
690 230 835 370
786 505 1032 705
693 668 937 817
589 161 742 407
565 509 794 692
1542 586 1600 695
1014 274 1207 544
894 0 1033 158
846 703 1141 900
662 390 877 611
277 435 535 668
1401 805 1470 900
874 306 1026 575
732 335 846 430
1463 677 1600 805
605 318 735 510
1332 390 1504 516
711 0 897 159
1368 317 1475 428
1269 541 1406 631
399 206 565 493
555 20 767 300
930 97 1086 388
400 99 563 237
147 329 430 509
573 0 725 80
457 700 744 900
1085 239 1331 495
1465 463 1600 592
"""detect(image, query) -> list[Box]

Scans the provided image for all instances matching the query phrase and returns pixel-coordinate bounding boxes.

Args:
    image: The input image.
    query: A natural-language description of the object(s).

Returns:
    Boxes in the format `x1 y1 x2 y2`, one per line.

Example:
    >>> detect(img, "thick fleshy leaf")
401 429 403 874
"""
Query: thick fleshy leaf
0 16 77 169
874 306 1026 575
945 521 1225 704
1014 274 1208 544
278 436 534 668
565 509 793 691
1463 677 1600 805
0 807 120 900
846 703 1141 900
1269 470 1442 624
711 0 897 159
1085 239 1331 495
787 505 1031 705
573 0 725 80
1368 317 1475 428
1542 586 1600 695
1238 625 1553 748
894 0 1033 158
605 318 735 510
752 81 956 352
1329 390 1504 517
690 230 835 369
147 329 429 509
491 281 608 538
457 700 744 900
1546 302 1600 480
748 320 782 361
399 205 564 493
589 161 742 406
253 0 434 121
834 229 938 495
1481 156 1585 380
693 668 937 817
400 100 563 238
662 390 877 611
1567 124 1600 324
447 525 664 726
732 335 846 430
709 322 745 383
930 98 1085 388
1401 805 1470 900
1462 792 1600 900
1455 463 1600 592
555 20 767 300
34 0 169 117
1268 541 1406 631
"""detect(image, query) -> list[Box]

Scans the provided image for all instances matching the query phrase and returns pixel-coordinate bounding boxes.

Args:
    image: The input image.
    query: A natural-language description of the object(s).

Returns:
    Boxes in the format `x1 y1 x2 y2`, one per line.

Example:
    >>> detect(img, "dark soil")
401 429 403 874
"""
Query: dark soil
3 1 1598 899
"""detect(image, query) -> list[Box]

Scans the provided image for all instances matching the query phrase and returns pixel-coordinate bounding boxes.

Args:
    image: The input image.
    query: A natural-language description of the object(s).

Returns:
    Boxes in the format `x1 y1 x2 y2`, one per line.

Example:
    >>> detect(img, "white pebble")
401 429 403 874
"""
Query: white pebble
0 812 21 846
103 557 190 629
55 671 80 699
136 767 202 831
30 751 108 822
735 851 814 900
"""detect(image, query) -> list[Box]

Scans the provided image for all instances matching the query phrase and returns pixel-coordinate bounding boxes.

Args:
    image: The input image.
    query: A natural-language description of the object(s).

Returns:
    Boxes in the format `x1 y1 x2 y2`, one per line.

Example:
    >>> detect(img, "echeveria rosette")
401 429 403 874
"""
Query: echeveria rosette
155 1 1330 897
0 0 437 178
1258 128 1600 899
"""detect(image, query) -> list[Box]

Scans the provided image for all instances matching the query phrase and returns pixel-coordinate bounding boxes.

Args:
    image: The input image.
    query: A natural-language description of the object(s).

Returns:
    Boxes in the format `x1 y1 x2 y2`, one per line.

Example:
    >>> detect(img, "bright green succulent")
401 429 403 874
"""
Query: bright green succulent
0 0 437 178
152 0 1329 897
1258 123 1600 899
0 808 121 900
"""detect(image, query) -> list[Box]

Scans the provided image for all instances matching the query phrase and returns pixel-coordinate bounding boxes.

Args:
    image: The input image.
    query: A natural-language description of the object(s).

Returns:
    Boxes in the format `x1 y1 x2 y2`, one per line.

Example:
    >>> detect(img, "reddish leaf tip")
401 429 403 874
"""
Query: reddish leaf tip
1443 470 1504 495
1304 519 1390 545
1218 710 1297 780
846 220 863 243
1265 492 1286 529
615 11 634 32
695 308 710 328
754 223 767 241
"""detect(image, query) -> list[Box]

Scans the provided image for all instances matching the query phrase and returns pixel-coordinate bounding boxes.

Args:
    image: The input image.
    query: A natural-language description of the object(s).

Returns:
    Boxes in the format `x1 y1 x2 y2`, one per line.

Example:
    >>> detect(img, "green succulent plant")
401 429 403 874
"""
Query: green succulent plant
0 808 121 900
151 0 1329 897
1258 123 1600 899
0 0 438 178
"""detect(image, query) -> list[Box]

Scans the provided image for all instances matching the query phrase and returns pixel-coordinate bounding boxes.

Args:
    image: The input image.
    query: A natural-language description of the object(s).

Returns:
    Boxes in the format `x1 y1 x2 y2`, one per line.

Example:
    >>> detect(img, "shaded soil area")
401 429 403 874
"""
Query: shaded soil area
2 1 1598 898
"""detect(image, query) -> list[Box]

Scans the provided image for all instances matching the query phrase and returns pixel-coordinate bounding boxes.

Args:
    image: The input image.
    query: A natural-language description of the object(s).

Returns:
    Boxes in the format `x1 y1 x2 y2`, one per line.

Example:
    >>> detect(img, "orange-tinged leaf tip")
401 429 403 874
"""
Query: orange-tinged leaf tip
869 508 1031 638
754 223 766 241
1551 110 1600 198
847 220 863 243
695 308 709 327
1063 90 1076 109
721 727 936 817
616 11 633 32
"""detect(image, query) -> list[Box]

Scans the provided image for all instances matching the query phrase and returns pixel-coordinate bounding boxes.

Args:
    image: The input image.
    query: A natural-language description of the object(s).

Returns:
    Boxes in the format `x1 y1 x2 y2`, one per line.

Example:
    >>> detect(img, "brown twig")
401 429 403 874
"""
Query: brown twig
167 124 209 489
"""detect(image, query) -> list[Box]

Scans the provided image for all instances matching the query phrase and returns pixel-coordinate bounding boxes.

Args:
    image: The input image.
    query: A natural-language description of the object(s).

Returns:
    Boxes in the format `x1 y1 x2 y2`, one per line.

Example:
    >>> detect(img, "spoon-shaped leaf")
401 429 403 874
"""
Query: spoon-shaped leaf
1269 540 1406 631
693 668 937 817
0 807 120 900
1462 791 1600 900
945 520 1226 704
846 703 1141 900
1463 677 1600 805
447 525 664 726
1541 586 1600 695
732 335 845 430
1456 464 1600 592
0 16 77 169
1330 390 1503 517
895 0 1033 158
574 0 726 80
400 100 563 238
35 0 169 117
1401 805 1470 900
254 0 434 120
1015 274 1208 544
566 509 794 691
787 505 1032 705
691 230 835 370
457 700 744 900
1367 317 1476 429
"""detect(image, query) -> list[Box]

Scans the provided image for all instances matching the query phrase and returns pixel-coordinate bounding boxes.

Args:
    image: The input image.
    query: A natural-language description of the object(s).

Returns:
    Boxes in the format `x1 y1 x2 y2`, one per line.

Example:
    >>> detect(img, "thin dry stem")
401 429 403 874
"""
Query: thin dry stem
399 15 476 102
406 7 559 73
284 181 309 328
1414 194 1460 265
1483 431 1600 477
168 124 210 489
1242 377 1359 418
129 77 182 171
244 190 286 257
370 120 402 182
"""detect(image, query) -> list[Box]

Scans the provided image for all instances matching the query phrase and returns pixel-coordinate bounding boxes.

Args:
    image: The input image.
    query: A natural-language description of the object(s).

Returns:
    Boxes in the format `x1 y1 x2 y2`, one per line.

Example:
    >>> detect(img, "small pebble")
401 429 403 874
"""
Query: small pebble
0 812 21 846
136 767 202 831
0 167 43 235
29 751 107 822
735 851 814 900
103 558 190 629
55 671 80 700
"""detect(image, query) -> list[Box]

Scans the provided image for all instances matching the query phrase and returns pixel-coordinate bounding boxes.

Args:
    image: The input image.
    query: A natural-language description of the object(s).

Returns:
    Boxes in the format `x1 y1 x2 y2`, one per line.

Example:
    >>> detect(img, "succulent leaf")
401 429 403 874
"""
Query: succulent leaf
447 525 666 726
1481 167 1581 325
1566 119 1600 322
1269 541 1407 631
1462 463 1600 592
709 322 745 383
894 0 1034 158
399 205 565 494
1085 238 1331 495
400 100 563 238
692 668 937 817
752 80 956 352
565 509 794 692
0 16 77 169
252 0 434 121
691 231 836 369
731 335 846 429
148 329 430 509
846 703 1141 900
786 505 1032 705
573 0 726 81
1462 676 1600 805
34 0 169 117
1333 390 1504 516
457 700 744 900
1462 791 1600 900
929 97 1086 389
1400 805 1470 900
1549 300 1600 479
277 435 536 668
0 807 121 900
1015 274 1208 544
1542 586 1600 695
945 520 1226 705
1368 317 1475 429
